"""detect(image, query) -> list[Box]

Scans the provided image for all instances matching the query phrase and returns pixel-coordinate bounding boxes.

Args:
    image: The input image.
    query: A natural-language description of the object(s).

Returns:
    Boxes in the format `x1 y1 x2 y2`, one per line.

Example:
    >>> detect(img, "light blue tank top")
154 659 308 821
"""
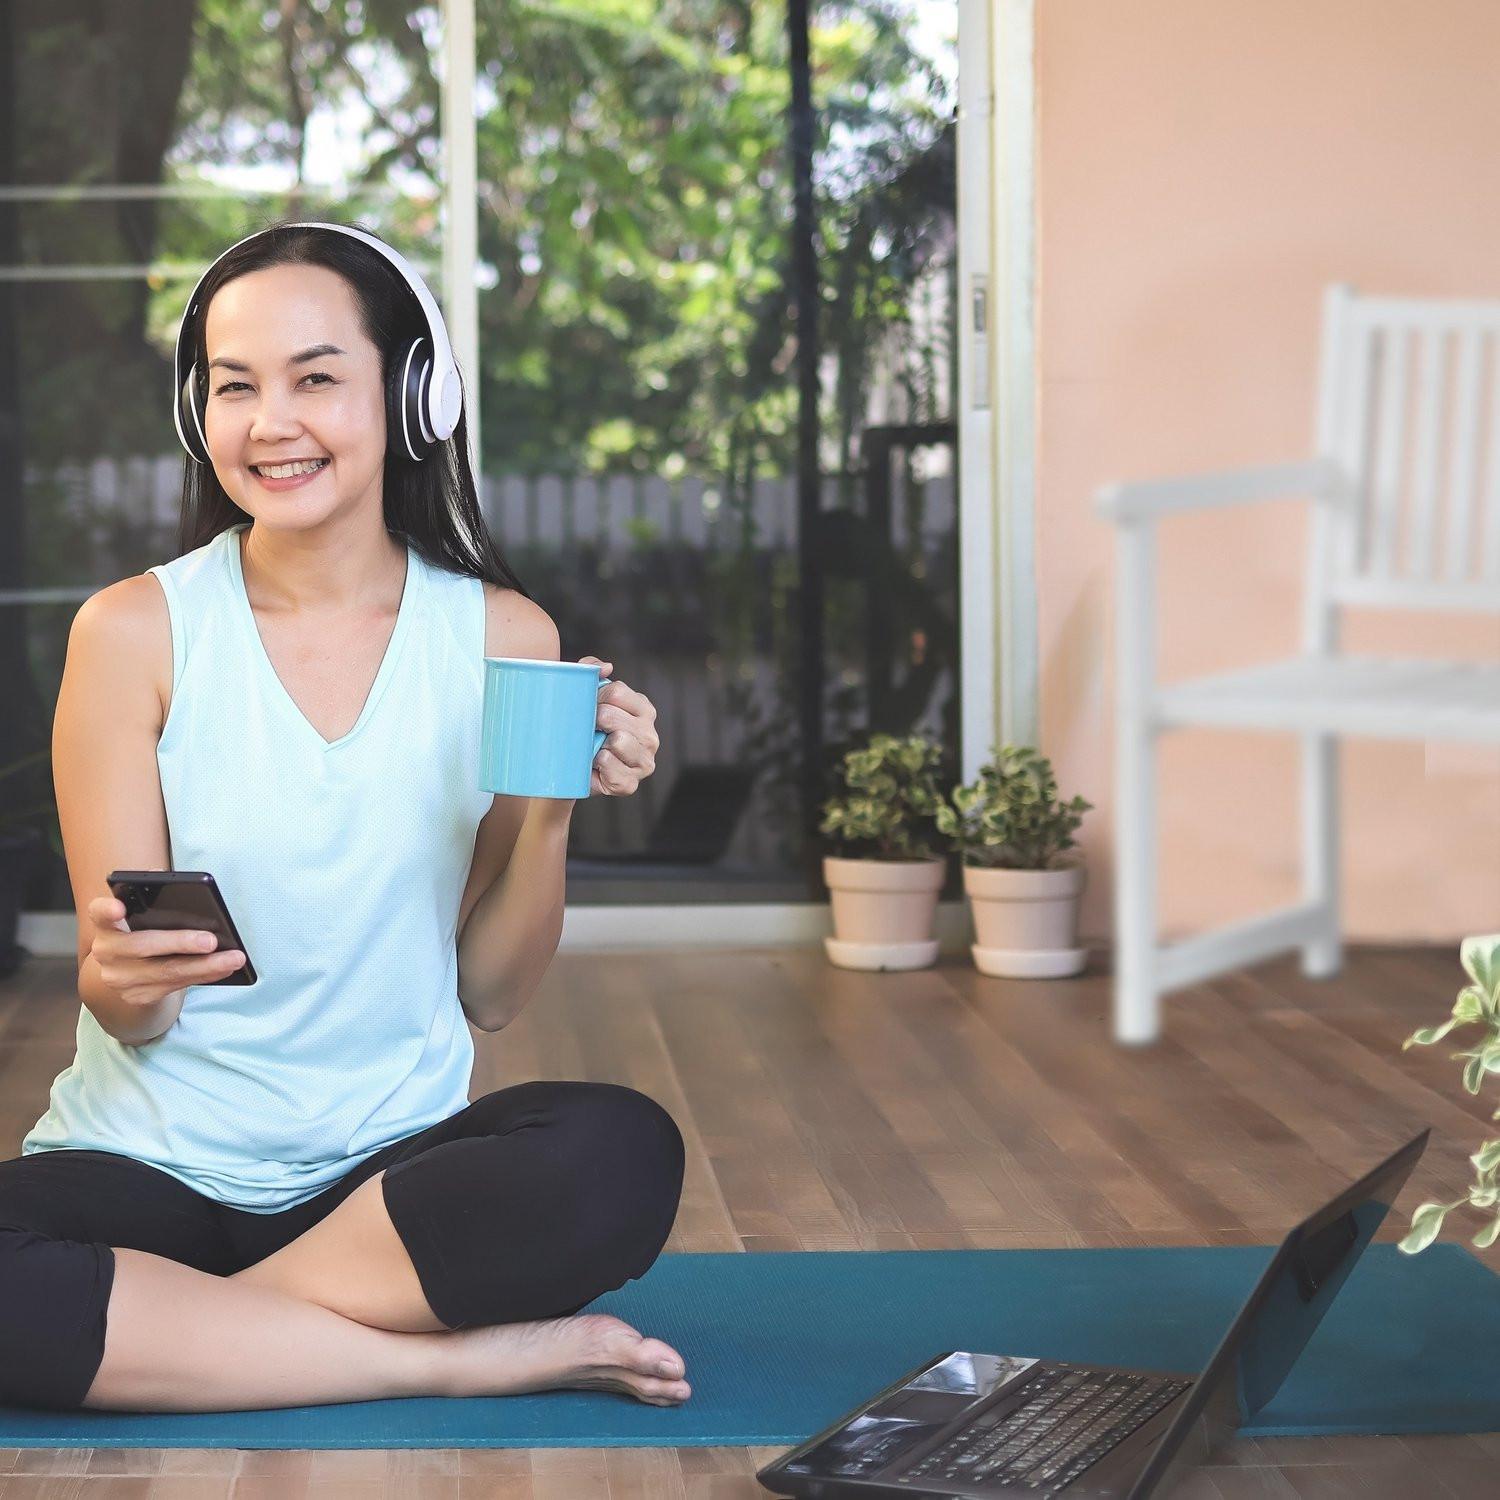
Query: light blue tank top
22 522 494 1212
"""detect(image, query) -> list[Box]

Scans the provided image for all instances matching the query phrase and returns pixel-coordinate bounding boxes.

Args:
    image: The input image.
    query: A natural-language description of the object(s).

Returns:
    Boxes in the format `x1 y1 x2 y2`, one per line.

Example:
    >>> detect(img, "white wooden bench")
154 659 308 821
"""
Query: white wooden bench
1095 284 1500 1044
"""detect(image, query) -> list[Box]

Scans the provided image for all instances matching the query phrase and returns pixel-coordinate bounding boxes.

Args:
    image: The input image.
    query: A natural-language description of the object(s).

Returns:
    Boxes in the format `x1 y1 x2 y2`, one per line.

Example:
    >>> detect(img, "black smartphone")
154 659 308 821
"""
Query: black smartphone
105 870 258 986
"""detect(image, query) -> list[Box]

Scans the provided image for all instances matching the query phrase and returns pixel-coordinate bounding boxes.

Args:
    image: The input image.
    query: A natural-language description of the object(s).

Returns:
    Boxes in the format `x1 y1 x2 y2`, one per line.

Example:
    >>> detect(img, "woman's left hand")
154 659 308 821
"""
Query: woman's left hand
578 656 659 798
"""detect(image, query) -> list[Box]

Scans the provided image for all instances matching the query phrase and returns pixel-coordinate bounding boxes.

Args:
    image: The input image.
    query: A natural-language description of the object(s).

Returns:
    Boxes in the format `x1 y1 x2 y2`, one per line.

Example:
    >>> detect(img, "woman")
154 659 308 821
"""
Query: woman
0 222 688 1414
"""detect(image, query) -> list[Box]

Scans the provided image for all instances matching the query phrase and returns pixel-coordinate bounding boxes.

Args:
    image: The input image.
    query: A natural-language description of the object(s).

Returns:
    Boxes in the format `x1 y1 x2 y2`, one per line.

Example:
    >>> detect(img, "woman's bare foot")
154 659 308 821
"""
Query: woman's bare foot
439 1312 692 1406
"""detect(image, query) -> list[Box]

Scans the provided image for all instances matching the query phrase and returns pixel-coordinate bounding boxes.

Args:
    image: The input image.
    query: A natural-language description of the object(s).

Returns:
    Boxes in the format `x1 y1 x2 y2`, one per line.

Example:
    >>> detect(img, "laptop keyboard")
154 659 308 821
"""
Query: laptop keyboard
901 1367 1192 1494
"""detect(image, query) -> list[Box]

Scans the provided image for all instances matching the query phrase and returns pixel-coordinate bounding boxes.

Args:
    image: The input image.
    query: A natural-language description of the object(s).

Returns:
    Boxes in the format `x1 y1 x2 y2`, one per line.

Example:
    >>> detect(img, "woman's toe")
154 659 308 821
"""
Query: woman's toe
635 1338 684 1378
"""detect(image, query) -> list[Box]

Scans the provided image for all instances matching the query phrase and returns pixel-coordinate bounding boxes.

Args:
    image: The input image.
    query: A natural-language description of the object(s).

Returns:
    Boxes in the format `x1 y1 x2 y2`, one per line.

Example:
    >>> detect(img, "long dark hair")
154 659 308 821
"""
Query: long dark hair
175 219 532 598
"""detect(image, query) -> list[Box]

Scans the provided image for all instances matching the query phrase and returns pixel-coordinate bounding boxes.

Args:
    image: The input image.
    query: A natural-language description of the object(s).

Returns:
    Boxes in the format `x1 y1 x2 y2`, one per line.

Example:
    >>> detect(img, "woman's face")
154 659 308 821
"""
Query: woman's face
201 262 387 528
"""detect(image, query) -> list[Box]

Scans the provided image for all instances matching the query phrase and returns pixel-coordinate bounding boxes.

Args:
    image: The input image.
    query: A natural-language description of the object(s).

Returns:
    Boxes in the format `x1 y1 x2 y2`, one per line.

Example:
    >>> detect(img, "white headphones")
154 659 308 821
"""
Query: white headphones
173 222 463 466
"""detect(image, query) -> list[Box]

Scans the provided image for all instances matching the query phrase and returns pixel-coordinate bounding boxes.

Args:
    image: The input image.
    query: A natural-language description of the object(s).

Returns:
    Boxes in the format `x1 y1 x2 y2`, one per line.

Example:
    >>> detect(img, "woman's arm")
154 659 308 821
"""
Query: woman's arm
456 797 572 1031
56 577 180 1044
452 599 660 1032
455 584 567 1031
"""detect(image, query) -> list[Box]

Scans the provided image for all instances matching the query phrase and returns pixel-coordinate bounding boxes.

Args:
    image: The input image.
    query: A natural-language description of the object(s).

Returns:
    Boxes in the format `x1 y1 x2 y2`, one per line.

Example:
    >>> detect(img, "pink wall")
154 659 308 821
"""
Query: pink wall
1036 0 1500 942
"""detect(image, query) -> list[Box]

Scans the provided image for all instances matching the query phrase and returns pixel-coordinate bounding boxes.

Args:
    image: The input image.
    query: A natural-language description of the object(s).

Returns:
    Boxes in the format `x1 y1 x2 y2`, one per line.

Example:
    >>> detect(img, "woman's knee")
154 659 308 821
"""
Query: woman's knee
480 1080 683 1195
553 1082 685 1216
405 1083 686 1326
0 1225 115 1410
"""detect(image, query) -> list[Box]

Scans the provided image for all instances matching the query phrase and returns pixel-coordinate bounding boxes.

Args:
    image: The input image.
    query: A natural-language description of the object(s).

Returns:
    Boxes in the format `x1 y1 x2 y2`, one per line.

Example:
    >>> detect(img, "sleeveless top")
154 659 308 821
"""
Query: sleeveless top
21 522 495 1213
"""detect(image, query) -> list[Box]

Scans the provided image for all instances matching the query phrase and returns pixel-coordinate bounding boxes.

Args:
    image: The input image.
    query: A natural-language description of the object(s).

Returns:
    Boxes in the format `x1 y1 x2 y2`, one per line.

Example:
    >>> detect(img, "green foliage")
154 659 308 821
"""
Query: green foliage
818 731 947 862
1398 934 1500 1255
133 0 954 481
933 745 1091 871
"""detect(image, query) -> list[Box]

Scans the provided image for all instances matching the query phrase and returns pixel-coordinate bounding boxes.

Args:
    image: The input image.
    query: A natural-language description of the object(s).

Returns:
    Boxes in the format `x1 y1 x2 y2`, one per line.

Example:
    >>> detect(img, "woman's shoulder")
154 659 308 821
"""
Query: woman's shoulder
73 573 175 733
478 582 560 662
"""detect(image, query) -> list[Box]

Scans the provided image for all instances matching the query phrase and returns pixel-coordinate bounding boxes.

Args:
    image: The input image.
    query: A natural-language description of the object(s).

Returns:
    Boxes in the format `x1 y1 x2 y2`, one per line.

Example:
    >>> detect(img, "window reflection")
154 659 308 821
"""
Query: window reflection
471 0 961 902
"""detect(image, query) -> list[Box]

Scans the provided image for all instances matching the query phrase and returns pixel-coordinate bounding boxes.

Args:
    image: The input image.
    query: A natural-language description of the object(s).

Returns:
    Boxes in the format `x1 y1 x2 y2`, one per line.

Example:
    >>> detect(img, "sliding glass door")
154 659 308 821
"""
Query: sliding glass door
468 0 963 903
1 0 964 932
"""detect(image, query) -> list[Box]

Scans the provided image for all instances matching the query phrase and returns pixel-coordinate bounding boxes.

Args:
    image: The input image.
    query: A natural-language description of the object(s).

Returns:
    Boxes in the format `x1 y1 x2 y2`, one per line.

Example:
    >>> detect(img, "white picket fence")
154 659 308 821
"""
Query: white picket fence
20 453 955 558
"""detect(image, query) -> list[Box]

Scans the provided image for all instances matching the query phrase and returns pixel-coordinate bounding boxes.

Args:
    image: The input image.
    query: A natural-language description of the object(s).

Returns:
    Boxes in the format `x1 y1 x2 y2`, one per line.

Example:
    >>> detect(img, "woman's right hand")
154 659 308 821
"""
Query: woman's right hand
85 896 245 1010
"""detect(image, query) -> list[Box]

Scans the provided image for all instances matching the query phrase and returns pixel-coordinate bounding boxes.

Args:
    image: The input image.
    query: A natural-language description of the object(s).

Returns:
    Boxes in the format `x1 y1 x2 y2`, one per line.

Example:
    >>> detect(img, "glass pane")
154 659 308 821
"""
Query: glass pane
1 0 960 924
2 1 442 919
472 0 961 903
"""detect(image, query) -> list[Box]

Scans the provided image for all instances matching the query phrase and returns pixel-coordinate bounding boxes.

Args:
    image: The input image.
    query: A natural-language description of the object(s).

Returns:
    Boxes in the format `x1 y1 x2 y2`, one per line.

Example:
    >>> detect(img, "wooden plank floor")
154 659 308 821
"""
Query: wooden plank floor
1 942 1496 1498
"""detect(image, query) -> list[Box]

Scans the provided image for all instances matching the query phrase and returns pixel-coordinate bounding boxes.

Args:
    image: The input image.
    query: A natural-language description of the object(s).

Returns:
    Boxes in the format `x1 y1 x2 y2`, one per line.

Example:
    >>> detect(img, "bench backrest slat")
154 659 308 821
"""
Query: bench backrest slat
1314 285 1500 621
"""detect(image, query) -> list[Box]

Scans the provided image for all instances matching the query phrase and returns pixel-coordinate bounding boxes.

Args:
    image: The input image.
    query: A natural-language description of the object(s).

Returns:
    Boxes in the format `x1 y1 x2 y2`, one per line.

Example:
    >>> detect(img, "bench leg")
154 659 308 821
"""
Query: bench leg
1300 730 1342 978
1114 712 1160 1044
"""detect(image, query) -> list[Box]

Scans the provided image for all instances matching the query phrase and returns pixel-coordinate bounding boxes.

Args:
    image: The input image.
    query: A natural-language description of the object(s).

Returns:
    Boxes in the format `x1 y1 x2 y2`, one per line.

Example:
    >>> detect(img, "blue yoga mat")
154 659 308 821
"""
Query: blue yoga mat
2 1245 1495 1449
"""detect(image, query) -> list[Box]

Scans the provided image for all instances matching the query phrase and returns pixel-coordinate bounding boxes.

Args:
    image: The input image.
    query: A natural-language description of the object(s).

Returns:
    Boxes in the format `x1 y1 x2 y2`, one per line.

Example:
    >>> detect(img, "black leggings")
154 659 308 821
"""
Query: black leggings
0 1080 685 1411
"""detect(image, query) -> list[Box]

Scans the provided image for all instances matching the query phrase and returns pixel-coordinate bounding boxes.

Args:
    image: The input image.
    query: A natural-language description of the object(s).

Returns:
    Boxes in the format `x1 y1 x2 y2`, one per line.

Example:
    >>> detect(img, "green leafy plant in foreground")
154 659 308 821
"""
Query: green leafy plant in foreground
1399 933 1500 1254
934 744 1092 871
818 732 947 862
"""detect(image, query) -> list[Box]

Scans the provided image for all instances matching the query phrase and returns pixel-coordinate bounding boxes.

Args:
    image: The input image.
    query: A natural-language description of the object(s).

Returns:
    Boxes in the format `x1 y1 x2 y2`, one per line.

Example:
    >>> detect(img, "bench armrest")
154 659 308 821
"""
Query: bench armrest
1095 458 1338 526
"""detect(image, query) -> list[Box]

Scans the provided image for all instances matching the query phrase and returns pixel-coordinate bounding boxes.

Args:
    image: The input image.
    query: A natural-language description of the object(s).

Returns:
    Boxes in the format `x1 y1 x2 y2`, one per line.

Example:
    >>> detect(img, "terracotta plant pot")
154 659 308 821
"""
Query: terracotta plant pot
822 854 947 971
963 862 1088 978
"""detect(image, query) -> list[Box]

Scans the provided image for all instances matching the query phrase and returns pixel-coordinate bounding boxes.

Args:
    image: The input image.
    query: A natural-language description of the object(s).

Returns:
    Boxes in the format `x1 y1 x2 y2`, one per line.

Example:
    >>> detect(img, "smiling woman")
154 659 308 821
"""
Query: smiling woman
195 261 407 567
213 347 343 488
175 223 529 594
1 222 688 1417
26 221 551 1183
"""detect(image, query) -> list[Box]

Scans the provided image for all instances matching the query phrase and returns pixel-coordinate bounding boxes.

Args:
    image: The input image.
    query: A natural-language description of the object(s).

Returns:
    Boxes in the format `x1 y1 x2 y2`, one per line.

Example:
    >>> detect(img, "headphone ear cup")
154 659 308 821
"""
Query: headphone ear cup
383 353 405 461
179 362 210 465
387 336 434 463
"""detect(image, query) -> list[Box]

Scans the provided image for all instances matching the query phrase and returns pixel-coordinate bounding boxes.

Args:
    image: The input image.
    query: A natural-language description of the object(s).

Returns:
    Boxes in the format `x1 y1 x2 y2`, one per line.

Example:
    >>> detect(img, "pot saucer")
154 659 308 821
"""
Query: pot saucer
971 943 1087 978
824 936 939 972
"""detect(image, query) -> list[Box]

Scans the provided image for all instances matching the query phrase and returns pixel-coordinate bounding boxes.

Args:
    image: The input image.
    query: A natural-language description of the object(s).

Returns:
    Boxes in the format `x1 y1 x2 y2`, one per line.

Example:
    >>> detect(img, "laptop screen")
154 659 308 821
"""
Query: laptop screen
1126 1130 1429 1499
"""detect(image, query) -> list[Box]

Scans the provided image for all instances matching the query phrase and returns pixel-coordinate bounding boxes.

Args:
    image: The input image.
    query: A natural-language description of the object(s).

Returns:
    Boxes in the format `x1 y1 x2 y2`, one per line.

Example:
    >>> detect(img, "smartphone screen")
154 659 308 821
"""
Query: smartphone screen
105 870 257 987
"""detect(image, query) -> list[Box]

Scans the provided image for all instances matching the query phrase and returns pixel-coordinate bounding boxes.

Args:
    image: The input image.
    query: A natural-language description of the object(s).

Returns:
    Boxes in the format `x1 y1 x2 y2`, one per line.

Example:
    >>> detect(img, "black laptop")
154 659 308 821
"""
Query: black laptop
757 1130 1429 1499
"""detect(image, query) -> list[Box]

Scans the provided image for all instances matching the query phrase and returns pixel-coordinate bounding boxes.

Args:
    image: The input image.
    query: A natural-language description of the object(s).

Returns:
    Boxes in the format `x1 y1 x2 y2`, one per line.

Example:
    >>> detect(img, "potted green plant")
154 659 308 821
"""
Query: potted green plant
0 748 56 981
819 731 949 972
1398 933 1500 1255
935 744 1093 978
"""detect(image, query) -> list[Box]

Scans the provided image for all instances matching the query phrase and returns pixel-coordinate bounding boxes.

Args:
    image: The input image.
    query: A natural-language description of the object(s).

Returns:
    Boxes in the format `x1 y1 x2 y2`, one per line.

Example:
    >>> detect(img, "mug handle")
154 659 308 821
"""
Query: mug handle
590 676 613 759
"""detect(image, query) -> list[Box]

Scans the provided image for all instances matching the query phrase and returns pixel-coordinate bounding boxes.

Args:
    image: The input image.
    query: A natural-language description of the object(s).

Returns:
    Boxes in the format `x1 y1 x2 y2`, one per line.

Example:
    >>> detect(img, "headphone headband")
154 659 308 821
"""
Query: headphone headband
172 221 463 464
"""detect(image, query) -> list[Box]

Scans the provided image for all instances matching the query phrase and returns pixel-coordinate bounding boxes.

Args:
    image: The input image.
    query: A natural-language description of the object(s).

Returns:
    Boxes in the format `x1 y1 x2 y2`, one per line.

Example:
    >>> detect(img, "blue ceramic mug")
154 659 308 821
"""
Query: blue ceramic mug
480 658 613 798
